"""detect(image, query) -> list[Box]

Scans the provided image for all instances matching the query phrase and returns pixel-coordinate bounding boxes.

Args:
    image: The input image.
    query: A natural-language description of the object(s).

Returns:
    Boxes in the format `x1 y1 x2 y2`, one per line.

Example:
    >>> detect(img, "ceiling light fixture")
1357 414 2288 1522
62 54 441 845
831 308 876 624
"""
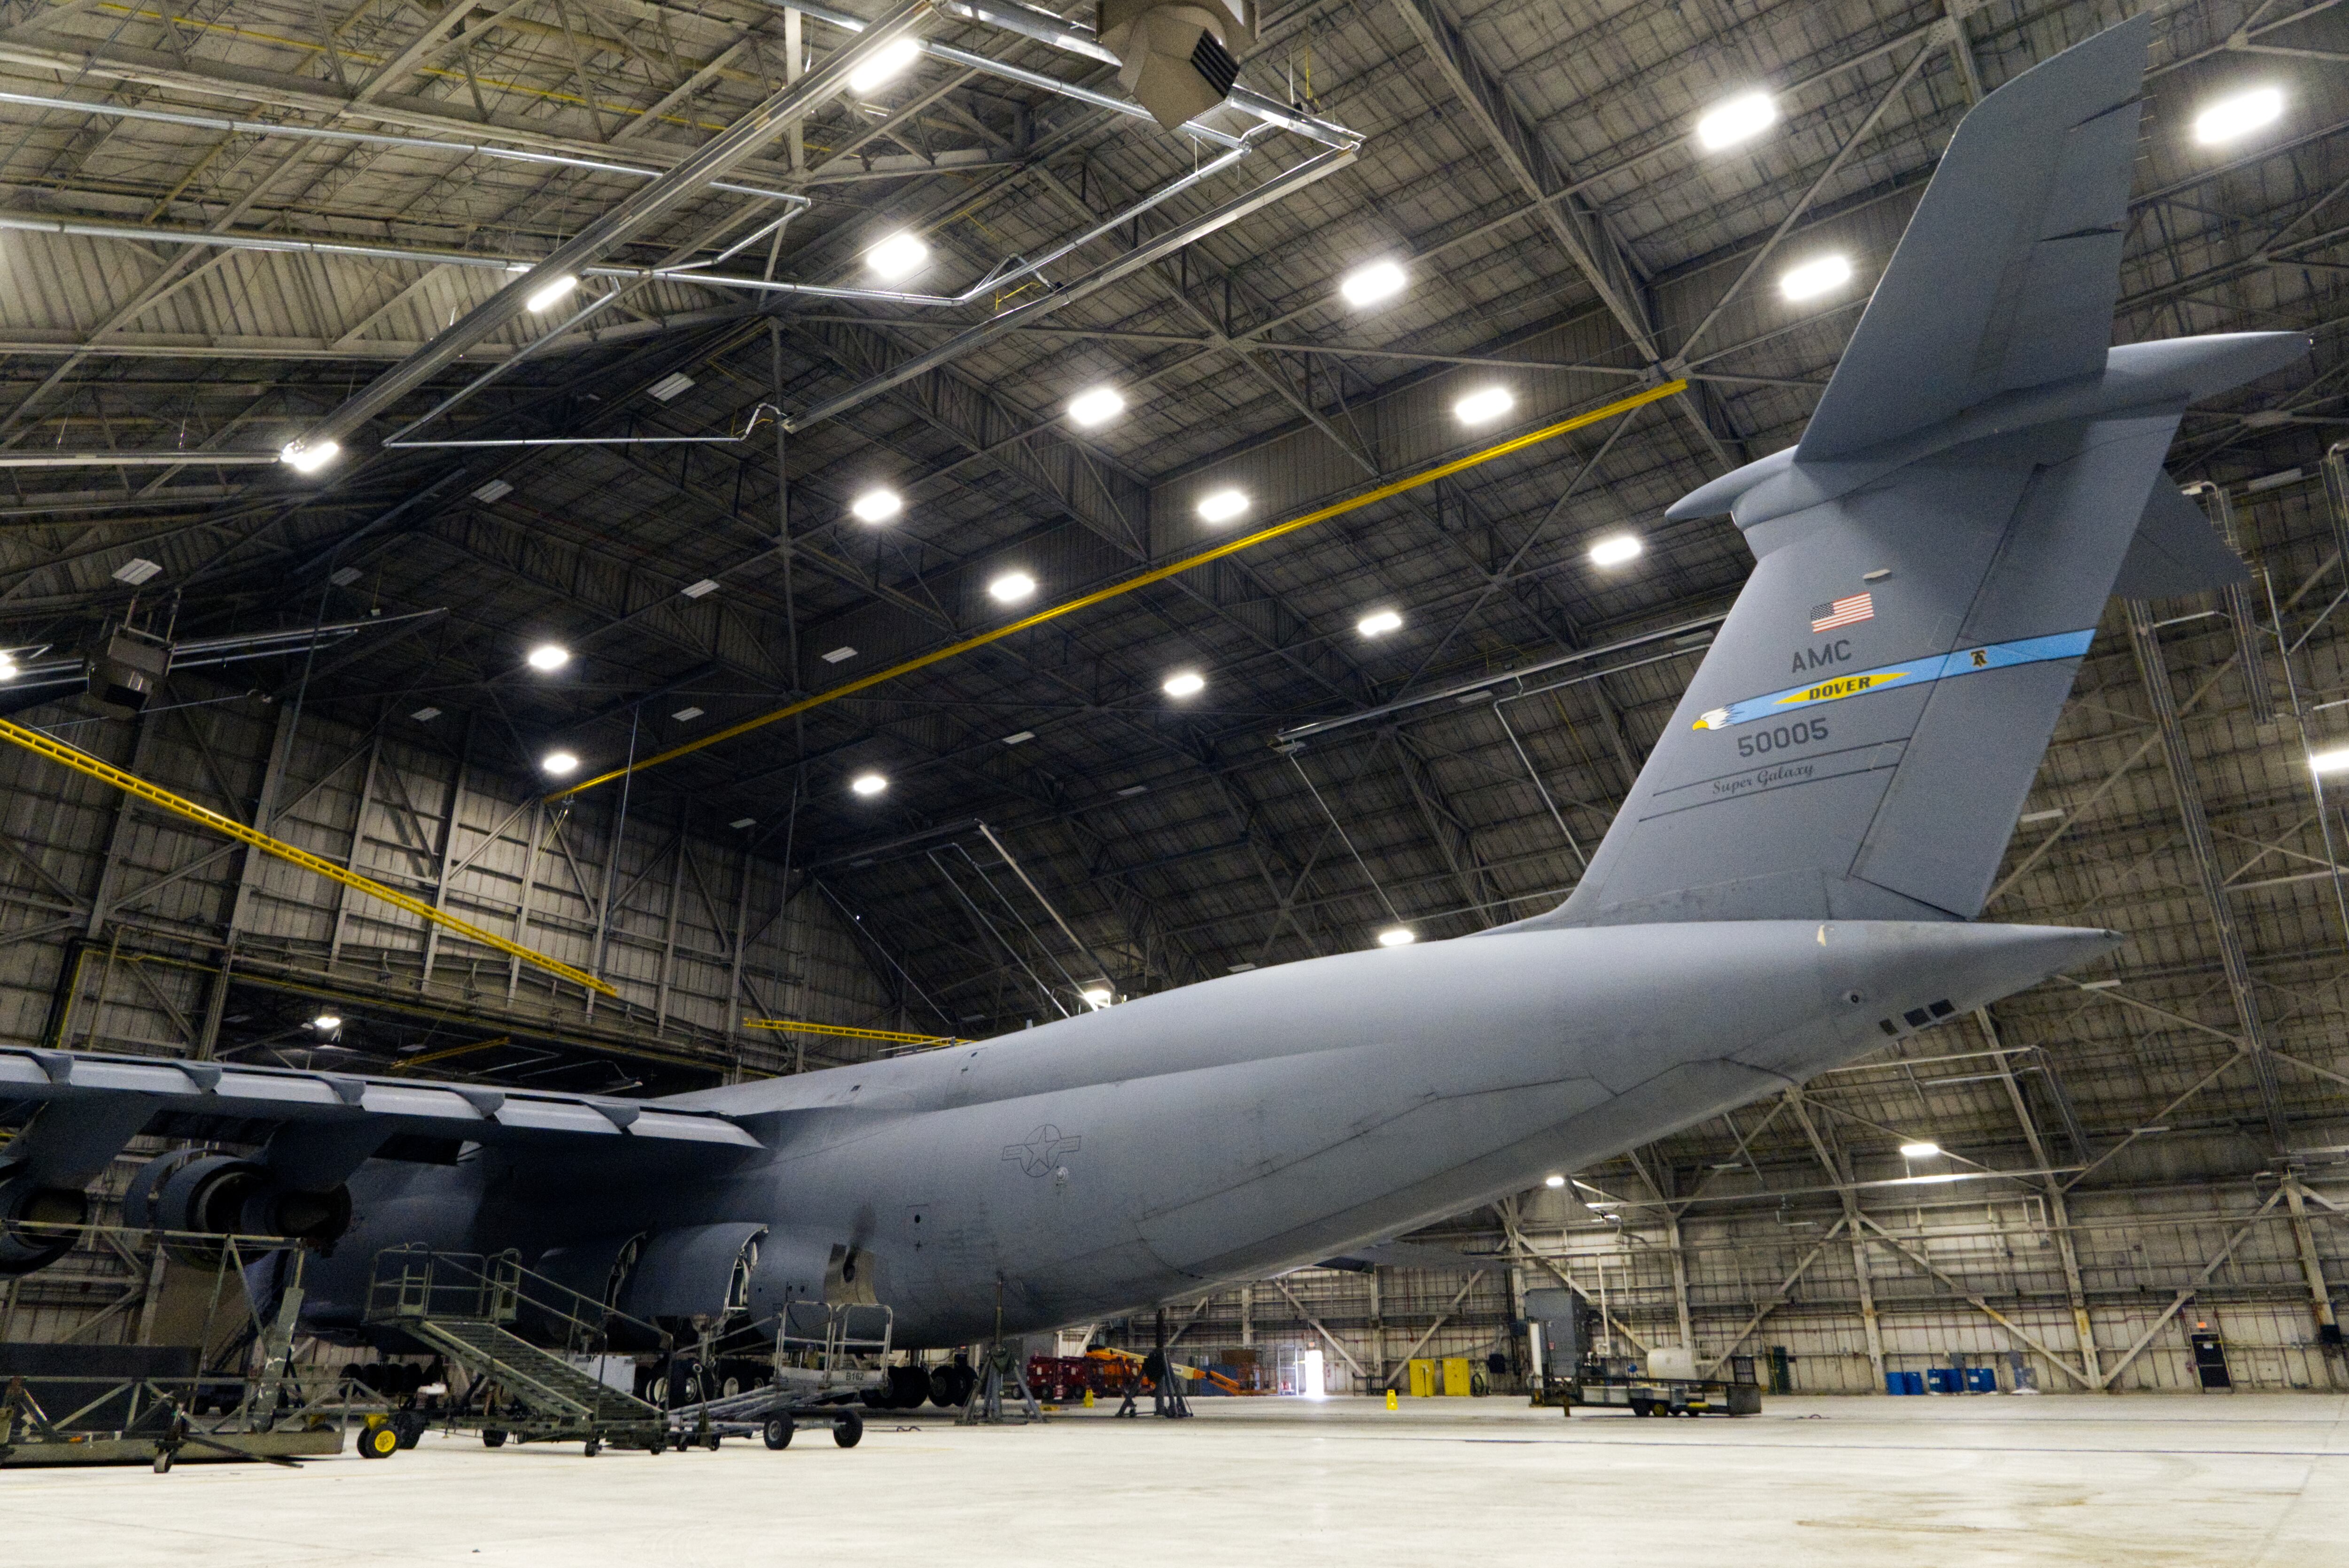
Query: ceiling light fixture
730 817 756 829
1340 259 1407 307
1196 488 1248 524
1696 90 1777 150
279 440 339 475
1162 669 1206 698
472 478 513 504
847 35 923 94
988 571 1037 603
680 578 719 599
541 750 580 776
1066 386 1126 427
1081 986 1113 1009
2310 747 2349 775
865 231 929 281
411 706 440 722
1003 730 1034 745
1544 1173 1567 1189
1780 254 1853 301
647 372 695 402
1357 609 1403 637
1898 1141 1941 1159
2194 85 2284 145
850 771 889 797
1589 534 1643 567
671 706 704 722
524 273 578 313
525 643 569 672
822 646 858 664
311 1013 342 1031
1453 385 1514 425
112 558 163 585
850 488 902 524
1376 926 1416 947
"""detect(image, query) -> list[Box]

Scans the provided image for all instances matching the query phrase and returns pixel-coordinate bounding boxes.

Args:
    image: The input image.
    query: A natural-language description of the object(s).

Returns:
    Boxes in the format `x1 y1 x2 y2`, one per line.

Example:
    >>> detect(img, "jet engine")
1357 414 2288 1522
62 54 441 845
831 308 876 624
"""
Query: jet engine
1097 0 1255 132
0 1176 88 1275
124 1150 352 1269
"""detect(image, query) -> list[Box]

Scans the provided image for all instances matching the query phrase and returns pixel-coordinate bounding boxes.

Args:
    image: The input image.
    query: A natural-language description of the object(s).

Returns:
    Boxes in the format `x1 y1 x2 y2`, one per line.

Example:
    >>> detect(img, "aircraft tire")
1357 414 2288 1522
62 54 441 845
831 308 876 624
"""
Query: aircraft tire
359 1423 400 1458
763 1415 794 1450
832 1410 863 1449
583 1436 601 1457
482 1429 507 1448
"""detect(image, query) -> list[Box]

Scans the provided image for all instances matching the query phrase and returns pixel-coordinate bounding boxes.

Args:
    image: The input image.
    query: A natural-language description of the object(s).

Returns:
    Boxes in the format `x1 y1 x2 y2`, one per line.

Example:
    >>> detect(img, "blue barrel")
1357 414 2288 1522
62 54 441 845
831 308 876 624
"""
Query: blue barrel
1966 1366 1998 1393
1924 1367 1961 1394
1884 1371 1924 1395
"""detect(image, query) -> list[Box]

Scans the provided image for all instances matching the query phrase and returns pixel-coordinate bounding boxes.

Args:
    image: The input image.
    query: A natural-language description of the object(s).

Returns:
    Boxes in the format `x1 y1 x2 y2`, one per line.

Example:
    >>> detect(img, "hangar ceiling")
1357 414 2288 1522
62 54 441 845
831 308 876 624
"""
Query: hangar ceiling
2 0 2349 1216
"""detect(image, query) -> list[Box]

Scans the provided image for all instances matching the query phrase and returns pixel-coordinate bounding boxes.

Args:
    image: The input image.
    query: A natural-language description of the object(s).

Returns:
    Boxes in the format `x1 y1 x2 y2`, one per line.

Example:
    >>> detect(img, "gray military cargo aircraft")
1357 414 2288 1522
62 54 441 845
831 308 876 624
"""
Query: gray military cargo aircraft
0 15 2311 1358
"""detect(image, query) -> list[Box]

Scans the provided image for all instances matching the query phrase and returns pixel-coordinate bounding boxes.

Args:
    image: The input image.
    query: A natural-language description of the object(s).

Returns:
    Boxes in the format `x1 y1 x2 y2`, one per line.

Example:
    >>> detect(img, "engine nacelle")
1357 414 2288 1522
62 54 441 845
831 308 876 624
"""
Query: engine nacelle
0 1176 88 1275
125 1151 351 1269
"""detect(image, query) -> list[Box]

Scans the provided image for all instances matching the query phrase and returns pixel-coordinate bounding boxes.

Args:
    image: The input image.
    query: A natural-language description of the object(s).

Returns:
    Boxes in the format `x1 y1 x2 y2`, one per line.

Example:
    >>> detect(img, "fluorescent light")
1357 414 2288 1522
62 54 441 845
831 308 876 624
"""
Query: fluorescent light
1340 259 1407 307
1081 986 1112 1009
525 643 569 672
1696 91 1777 150
0 653 15 683
328 566 363 588
822 645 858 664
1196 488 1248 524
2311 747 2349 775
1544 1174 1567 1188
850 771 888 797
1589 534 1642 567
671 706 704 722
1357 609 1403 637
278 440 338 475
1898 1141 1941 1159
730 817 756 829
847 35 922 94
1003 730 1034 745
2195 86 2283 145
1453 385 1514 425
1162 669 1206 698
541 750 579 775
648 372 695 402
471 478 513 503
1227 962 1255 973
112 557 163 585
1067 386 1125 427
310 1013 342 1031
680 578 719 599
865 231 929 281
1376 926 1416 947
850 488 902 523
1116 784 1147 797
524 273 578 313
1780 254 1853 301
988 571 1037 604
410 706 440 722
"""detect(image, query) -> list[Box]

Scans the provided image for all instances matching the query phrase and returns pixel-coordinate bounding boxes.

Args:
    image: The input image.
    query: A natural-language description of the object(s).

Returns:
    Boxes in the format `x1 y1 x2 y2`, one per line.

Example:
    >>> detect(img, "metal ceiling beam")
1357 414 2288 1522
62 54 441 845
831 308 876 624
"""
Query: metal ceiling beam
291 0 933 452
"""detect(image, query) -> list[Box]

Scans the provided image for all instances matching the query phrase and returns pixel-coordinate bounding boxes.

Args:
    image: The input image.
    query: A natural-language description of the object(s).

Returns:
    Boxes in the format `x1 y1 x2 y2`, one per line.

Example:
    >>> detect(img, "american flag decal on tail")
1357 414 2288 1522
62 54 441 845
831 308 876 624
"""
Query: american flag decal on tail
1810 592 1874 633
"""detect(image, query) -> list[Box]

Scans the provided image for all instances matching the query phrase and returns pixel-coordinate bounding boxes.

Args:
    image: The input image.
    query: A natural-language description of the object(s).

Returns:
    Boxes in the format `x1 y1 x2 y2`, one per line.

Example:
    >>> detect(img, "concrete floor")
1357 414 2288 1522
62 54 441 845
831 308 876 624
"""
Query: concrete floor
4 1393 2344 1565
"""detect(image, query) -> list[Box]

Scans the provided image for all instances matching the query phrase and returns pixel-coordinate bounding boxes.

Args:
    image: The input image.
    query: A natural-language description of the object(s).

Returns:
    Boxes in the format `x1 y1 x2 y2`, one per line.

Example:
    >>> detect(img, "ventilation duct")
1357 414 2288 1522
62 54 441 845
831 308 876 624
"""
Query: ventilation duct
84 626 171 718
1097 0 1256 132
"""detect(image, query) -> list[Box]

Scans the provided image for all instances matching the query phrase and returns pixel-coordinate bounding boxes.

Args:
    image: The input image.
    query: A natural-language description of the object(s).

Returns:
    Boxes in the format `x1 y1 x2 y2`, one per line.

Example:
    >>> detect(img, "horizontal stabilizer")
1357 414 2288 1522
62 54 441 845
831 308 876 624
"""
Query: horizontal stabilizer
1797 14 2149 459
2113 482 2248 599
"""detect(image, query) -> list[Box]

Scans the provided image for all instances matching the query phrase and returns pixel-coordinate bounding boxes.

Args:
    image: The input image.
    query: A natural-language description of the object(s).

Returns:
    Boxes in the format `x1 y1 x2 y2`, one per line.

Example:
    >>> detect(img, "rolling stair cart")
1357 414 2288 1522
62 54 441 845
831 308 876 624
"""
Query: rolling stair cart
364 1245 672 1455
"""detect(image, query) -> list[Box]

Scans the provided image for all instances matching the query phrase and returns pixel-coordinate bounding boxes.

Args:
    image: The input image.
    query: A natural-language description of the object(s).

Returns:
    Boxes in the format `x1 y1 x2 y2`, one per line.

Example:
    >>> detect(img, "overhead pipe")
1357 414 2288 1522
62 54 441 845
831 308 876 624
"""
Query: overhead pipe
287 0 935 456
0 88 812 205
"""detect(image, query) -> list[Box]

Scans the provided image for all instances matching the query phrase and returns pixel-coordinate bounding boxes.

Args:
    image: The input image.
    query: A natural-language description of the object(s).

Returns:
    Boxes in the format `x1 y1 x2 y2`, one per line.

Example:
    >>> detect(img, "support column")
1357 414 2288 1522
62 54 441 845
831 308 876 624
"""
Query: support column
2127 600 2292 1150
1791 1091 1884 1391
416 714 474 993
198 700 297 1057
2284 1177 2344 1388
506 801 544 1003
1664 1211 1696 1350
1980 1007 2102 1385
654 805 688 1032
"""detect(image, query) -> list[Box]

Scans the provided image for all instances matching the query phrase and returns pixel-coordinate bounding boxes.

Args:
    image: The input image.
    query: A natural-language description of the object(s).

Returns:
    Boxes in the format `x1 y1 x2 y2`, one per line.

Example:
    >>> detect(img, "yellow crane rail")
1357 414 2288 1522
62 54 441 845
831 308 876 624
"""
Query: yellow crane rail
741 1017 962 1048
0 717 618 998
546 379 1689 801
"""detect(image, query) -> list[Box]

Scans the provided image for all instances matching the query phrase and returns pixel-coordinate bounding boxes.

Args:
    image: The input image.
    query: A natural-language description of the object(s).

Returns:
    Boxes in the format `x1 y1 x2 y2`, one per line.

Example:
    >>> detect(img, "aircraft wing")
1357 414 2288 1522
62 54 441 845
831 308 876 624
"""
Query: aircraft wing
1795 14 2148 460
0 1044 758 1188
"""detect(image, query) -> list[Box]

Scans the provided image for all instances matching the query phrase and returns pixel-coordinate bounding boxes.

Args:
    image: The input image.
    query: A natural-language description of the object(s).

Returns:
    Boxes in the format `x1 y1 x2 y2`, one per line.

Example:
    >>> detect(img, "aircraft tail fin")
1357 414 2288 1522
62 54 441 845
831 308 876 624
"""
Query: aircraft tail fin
1503 21 2302 934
